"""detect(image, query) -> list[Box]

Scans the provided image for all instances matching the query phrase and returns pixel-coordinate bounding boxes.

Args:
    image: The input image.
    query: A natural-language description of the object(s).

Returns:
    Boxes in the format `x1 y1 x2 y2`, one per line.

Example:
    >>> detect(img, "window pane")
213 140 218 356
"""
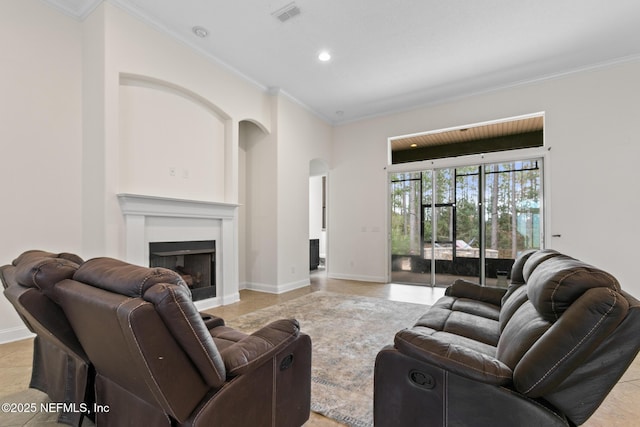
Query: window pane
390 173 421 256
455 166 480 258
484 161 541 259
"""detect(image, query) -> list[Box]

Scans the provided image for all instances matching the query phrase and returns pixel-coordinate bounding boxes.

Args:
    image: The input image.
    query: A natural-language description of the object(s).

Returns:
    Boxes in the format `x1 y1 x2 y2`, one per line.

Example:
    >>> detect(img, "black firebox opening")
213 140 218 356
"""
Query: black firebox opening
149 240 216 301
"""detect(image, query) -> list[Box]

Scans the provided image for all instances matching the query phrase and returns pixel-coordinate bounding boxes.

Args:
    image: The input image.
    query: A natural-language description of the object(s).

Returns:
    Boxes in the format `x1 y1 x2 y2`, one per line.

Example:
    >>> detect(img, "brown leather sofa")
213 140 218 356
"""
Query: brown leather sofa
52 257 312 426
1 250 93 427
374 249 640 426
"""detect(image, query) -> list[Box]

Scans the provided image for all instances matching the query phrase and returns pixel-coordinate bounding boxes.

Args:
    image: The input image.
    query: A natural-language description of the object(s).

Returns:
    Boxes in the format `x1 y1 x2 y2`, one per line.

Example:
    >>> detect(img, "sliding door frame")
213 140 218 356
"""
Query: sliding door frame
386 145 551 285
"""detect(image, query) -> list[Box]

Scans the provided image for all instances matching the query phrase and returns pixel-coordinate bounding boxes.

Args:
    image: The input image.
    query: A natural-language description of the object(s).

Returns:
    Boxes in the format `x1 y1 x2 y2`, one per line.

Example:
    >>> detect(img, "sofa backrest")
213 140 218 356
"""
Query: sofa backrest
498 249 537 328
496 254 635 425
55 258 226 422
2 250 83 341
507 249 537 286
498 249 574 330
1 250 91 413
521 249 565 282
71 257 227 388
13 253 81 297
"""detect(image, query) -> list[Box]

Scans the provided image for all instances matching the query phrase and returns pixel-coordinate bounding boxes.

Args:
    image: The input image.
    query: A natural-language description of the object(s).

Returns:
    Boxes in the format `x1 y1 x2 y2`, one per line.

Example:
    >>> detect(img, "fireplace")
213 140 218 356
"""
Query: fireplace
118 193 240 309
149 240 216 301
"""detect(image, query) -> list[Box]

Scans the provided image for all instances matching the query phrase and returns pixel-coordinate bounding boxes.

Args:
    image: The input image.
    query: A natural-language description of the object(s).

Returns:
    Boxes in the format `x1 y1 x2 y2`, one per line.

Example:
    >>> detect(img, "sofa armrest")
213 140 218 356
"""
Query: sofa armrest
445 279 507 306
394 329 512 385
200 313 225 329
220 319 300 376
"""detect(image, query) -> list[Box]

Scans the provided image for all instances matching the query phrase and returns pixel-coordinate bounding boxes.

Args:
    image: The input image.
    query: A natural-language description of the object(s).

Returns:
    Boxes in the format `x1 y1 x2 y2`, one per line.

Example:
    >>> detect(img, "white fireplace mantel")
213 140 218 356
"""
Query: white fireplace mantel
118 193 239 219
117 193 240 309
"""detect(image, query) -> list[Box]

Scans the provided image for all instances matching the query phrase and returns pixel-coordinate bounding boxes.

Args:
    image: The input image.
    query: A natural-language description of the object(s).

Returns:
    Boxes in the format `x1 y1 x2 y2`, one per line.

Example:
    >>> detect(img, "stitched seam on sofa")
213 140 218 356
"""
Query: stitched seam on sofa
551 271 621 320
167 286 222 378
227 335 273 373
397 336 511 380
550 270 581 320
139 270 166 297
523 291 618 394
30 267 40 289
29 259 54 288
126 301 175 413
192 384 221 426
441 308 454 332
272 357 277 426
589 270 620 291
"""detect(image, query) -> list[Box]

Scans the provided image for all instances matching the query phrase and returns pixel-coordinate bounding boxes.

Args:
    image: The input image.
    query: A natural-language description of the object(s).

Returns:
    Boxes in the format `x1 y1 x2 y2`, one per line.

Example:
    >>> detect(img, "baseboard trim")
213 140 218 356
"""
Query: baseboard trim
193 296 221 311
0 325 34 344
327 273 387 283
222 292 241 305
244 278 310 294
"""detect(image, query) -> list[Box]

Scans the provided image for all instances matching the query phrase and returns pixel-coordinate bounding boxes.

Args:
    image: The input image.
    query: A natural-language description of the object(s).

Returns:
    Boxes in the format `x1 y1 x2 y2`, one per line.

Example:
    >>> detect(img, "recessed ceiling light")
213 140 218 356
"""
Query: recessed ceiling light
318 51 331 62
192 26 209 38
410 143 418 148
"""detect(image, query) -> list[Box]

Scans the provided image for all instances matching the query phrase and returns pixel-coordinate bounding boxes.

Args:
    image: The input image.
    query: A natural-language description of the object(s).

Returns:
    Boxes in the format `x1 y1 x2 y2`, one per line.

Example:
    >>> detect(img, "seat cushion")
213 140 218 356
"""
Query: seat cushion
433 296 500 321
406 325 497 357
414 305 500 346
209 326 249 351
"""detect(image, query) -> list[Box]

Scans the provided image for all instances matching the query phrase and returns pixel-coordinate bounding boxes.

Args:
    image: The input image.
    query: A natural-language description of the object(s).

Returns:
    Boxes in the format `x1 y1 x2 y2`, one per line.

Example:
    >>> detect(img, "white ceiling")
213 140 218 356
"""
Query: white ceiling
43 0 640 124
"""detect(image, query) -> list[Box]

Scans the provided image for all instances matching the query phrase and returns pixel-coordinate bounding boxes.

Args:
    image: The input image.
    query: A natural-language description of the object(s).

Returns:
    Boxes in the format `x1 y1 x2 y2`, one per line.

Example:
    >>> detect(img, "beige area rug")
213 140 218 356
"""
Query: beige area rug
226 291 429 427
0 292 428 427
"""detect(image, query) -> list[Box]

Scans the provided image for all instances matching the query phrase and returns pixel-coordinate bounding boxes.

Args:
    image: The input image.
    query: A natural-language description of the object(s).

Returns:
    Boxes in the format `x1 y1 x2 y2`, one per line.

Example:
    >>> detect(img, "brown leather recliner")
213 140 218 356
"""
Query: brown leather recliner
374 249 640 426
1 250 93 426
53 257 312 427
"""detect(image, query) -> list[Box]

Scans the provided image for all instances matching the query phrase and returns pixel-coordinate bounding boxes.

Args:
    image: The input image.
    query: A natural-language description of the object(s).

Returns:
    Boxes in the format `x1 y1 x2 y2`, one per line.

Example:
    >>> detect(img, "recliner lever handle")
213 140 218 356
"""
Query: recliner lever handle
280 353 294 371
409 369 436 389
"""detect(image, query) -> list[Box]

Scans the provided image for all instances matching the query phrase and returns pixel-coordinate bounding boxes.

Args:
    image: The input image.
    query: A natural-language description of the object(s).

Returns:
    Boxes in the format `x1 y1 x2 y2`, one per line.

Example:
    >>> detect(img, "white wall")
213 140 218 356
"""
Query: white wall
331 59 640 297
241 93 333 293
118 82 226 201
275 96 332 291
82 2 274 260
0 0 83 342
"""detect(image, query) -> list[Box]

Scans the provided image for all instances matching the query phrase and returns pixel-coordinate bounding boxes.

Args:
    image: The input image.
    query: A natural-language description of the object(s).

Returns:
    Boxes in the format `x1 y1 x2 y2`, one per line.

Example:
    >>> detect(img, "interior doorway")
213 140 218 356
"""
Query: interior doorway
310 159 328 275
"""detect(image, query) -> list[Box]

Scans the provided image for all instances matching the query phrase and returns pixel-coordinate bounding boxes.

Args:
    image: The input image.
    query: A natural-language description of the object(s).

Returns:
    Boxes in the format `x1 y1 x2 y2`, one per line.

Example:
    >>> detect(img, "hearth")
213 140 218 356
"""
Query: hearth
149 240 216 301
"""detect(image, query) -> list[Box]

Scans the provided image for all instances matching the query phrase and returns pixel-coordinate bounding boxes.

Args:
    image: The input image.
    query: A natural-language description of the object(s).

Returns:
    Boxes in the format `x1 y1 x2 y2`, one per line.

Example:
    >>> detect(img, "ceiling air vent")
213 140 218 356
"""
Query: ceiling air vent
272 2 301 22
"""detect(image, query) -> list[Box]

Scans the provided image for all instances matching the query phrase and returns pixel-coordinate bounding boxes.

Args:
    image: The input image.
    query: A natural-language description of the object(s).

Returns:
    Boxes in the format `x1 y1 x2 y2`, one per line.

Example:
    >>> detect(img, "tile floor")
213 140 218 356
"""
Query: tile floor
0 271 638 426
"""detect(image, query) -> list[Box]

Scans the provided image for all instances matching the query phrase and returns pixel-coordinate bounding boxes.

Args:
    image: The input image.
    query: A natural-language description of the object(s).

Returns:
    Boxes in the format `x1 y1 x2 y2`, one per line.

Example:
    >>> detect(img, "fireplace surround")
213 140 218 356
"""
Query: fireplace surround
117 193 239 309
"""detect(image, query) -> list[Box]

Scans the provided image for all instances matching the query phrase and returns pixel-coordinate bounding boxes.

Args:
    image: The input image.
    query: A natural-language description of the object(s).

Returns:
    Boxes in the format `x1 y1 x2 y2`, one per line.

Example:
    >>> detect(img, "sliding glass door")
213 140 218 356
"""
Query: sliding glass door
390 159 542 286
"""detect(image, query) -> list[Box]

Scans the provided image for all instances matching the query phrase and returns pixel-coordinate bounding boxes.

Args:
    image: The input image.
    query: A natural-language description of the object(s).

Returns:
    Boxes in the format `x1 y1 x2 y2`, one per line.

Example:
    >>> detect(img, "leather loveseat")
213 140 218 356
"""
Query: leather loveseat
374 249 640 426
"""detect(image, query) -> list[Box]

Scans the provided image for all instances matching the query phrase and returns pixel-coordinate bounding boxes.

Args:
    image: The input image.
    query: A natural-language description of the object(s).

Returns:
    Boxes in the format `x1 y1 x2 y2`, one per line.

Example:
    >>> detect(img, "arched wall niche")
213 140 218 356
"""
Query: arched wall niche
238 118 270 138
238 119 276 288
120 73 231 120
309 158 329 176
118 73 231 201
